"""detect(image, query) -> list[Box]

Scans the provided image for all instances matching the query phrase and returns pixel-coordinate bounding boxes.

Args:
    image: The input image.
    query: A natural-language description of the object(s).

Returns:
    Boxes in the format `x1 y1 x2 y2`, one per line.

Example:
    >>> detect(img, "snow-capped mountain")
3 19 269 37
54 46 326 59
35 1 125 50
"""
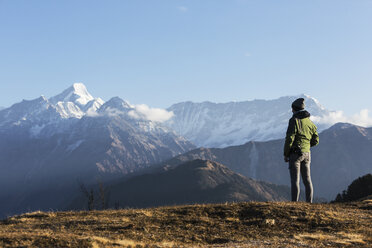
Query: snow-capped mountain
165 95 332 148
0 83 194 173
0 82 181 139
49 83 104 118
0 83 104 131
0 83 194 217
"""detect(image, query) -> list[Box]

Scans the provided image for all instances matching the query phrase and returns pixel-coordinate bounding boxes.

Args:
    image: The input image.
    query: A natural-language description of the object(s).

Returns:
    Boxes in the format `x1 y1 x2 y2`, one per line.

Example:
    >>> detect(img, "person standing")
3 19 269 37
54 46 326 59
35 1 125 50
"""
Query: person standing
284 98 319 203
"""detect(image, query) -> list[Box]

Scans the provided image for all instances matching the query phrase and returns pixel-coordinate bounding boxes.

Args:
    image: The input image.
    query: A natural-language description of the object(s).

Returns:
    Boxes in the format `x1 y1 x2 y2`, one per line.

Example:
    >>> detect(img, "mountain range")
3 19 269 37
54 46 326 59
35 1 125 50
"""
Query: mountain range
0 83 370 216
0 83 194 176
165 95 333 147
0 83 194 217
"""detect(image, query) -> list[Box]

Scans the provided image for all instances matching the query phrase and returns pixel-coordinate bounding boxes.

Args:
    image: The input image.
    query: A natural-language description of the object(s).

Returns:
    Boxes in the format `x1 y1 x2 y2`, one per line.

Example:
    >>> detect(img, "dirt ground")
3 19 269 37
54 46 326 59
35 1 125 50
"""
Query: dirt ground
0 200 371 247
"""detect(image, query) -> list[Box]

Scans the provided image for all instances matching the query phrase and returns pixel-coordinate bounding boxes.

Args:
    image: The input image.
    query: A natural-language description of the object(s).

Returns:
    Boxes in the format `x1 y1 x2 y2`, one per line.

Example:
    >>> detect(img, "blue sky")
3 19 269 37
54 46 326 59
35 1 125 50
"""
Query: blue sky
1 0 372 115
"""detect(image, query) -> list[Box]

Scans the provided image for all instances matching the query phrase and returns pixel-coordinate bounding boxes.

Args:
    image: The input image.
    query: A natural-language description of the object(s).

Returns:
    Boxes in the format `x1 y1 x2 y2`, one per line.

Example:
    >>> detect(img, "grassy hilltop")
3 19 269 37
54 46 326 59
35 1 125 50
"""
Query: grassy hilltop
0 201 371 248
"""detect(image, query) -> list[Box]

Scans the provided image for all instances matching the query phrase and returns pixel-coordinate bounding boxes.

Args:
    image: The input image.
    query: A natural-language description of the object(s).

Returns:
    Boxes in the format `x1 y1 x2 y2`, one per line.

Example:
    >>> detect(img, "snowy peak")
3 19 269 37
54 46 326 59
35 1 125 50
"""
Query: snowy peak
50 83 94 106
83 97 105 113
49 83 105 118
99 97 132 112
0 83 108 136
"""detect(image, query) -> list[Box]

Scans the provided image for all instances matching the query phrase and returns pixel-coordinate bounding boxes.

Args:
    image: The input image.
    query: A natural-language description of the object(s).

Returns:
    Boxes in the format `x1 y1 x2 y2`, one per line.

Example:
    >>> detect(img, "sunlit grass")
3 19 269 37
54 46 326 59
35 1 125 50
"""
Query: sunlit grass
0 201 371 247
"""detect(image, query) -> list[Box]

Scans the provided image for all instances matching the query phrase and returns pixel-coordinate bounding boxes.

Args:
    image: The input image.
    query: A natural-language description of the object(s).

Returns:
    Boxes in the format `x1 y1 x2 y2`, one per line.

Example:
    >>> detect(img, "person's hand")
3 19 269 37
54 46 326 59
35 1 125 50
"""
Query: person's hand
284 156 289 163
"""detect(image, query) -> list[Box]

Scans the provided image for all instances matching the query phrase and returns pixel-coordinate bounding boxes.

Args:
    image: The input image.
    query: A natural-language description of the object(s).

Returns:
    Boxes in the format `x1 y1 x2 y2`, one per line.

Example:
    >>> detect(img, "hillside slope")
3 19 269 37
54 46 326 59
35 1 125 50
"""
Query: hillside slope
158 123 372 200
1 201 371 247
70 160 290 210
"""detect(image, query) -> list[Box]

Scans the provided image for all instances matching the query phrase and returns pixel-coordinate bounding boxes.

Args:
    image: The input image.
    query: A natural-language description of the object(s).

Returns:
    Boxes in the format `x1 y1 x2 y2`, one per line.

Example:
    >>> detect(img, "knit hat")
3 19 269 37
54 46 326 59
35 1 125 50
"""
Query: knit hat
292 98 305 111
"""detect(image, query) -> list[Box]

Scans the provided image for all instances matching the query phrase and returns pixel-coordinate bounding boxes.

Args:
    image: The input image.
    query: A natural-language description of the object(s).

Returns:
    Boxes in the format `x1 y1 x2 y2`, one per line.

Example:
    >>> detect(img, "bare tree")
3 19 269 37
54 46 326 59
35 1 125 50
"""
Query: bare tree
98 180 110 210
79 182 95 211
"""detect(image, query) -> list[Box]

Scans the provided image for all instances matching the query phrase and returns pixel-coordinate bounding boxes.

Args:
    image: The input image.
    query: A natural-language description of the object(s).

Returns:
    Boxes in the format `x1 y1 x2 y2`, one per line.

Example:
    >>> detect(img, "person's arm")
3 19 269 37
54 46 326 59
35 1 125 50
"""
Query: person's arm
284 118 296 158
310 125 319 147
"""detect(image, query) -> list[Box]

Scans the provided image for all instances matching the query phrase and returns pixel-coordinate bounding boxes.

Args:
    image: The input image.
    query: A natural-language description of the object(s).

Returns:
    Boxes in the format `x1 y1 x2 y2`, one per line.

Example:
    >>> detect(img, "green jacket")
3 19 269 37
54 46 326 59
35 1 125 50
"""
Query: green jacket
284 110 319 157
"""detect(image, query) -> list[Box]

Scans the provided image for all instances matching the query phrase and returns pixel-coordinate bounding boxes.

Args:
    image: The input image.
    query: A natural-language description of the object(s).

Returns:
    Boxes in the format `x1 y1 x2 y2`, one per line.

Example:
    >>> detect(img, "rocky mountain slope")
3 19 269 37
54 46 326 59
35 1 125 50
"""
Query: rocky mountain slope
165 95 332 147
158 123 372 200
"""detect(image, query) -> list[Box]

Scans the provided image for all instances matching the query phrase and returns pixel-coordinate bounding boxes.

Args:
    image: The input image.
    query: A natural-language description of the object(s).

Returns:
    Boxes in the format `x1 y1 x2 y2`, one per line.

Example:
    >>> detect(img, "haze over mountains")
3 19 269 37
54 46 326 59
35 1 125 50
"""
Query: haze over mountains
0 83 371 217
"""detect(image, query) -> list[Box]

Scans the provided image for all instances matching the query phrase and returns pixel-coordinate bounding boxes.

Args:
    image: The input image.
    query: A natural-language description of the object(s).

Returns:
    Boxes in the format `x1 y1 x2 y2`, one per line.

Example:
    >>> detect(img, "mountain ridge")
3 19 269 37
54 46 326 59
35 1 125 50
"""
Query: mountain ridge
165 94 333 147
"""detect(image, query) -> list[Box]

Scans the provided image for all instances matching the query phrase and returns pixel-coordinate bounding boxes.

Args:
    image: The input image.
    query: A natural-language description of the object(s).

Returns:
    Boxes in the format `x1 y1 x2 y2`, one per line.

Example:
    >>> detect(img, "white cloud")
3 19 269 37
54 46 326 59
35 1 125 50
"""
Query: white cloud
86 109 100 117
87 107 124 118
354 109 372 127
311 109 372 127
128 104 174 123
177 6 188 12
85 101 173 123
244 52 251 57
105 108 125 117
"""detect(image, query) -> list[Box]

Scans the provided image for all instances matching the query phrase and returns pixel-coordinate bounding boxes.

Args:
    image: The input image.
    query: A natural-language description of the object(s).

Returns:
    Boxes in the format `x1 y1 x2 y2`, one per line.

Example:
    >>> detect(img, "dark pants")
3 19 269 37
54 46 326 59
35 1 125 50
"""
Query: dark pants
289 152 313 203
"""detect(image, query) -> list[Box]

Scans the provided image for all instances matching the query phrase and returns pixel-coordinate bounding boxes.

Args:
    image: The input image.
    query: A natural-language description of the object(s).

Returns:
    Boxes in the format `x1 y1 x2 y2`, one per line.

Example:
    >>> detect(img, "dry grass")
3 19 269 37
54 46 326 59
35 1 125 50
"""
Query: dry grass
0 201 371 247
295 232 366 246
